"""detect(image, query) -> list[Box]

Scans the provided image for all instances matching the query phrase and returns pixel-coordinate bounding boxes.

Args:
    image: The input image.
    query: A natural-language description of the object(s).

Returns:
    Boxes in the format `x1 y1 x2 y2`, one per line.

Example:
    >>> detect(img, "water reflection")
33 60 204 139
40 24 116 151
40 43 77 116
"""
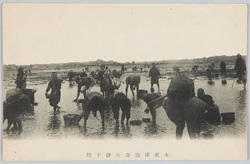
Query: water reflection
235 90 247 110
112 124 132 138
46 115 61 136
131 97 141 107
121 125 132 138
144 123 158 136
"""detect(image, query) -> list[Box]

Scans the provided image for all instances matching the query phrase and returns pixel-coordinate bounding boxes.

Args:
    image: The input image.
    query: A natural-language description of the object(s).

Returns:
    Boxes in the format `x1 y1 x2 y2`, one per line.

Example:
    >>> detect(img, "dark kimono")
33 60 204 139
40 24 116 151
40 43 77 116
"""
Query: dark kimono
149 67 160 84
46 78 62 107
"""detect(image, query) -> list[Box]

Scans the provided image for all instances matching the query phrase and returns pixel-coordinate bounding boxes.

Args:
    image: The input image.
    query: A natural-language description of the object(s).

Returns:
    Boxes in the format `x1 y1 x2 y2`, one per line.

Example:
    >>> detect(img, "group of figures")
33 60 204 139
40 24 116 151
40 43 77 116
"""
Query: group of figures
3 53 247 139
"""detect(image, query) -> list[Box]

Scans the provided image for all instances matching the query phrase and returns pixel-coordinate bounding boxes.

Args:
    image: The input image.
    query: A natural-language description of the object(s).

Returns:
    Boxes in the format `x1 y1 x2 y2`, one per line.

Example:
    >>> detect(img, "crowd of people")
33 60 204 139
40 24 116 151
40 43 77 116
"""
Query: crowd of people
3 53 247 139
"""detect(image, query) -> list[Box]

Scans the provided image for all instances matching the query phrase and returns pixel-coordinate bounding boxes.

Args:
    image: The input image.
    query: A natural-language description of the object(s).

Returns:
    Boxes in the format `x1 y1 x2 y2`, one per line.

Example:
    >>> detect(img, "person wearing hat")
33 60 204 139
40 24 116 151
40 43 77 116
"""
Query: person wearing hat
235 53 247 89
45 72 62 114
3 88 32 134
149 63 161 93
15 67 27 90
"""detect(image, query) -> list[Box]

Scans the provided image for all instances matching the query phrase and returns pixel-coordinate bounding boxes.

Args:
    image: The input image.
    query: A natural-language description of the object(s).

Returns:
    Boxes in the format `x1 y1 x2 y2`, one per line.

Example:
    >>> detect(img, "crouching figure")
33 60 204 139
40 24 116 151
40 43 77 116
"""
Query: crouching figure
162 76 208 139
76 92 105 129
3 88 32 134
111 92 131 126
137 89 164 124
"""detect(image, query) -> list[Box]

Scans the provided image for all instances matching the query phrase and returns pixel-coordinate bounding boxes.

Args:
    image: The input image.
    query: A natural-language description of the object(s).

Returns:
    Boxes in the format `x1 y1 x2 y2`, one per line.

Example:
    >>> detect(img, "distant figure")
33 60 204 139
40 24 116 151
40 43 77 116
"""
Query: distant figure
121 64 125 74
99 64 106 94
104 67 111 77
132 66 137 72
45 72 62 115
220 61 226 75
15 67 27 90
235 53 247 88
197 88 221 125
211 61 215 71
67 70 75 83
80 69 87 78
206 65 213 79
85 67 89 72
149 63 161 93
173 65 180 76
112 69 122 79
192 65 199 72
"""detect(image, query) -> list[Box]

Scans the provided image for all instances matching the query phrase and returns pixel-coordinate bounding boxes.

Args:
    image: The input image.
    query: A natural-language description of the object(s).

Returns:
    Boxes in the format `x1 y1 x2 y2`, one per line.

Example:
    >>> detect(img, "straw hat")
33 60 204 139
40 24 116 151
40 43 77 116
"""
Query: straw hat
6 88 25 104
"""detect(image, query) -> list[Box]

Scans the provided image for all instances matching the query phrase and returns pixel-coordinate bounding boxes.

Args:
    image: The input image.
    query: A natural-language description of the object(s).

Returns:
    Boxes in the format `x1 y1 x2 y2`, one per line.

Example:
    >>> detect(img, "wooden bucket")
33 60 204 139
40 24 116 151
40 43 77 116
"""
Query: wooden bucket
142 118 151 123
130 120 142 126
221 80 227 84
207 80 215 85
221 112 235 124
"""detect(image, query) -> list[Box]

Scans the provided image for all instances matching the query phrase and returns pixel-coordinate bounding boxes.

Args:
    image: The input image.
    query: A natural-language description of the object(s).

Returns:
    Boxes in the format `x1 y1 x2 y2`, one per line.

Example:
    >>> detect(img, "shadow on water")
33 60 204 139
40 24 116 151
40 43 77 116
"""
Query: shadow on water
235 90 247 110
112 124 132 138
131 97 141 107
144 123 161 137
46 115 61 137
78 125 106 139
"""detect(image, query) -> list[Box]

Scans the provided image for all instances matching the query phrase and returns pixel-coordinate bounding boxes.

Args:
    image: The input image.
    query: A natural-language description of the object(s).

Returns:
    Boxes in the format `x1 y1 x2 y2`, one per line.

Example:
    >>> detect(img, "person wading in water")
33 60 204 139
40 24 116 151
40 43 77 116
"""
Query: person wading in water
45 72 62 115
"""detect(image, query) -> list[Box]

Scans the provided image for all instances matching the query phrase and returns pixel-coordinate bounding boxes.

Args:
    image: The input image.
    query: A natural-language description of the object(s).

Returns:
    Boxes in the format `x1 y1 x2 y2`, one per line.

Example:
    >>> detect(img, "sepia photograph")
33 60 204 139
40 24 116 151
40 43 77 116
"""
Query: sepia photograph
1 2 248 161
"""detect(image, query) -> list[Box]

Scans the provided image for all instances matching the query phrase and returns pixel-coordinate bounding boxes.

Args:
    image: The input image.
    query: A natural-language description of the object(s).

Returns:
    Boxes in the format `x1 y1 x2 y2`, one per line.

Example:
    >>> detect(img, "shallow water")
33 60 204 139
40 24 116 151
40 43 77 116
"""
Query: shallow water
2 72 247 140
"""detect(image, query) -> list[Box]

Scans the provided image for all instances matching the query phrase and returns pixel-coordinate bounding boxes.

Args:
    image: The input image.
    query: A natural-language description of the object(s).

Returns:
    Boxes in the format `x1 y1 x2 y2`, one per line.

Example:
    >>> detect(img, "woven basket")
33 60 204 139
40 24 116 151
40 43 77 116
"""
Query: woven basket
63 114 80 126
221 112 235 124
130 120 142 126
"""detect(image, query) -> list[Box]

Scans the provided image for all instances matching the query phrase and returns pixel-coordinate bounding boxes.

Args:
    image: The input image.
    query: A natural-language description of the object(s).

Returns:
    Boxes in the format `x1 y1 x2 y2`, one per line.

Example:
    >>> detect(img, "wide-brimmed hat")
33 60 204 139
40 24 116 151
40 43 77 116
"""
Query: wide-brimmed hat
6 88 26 104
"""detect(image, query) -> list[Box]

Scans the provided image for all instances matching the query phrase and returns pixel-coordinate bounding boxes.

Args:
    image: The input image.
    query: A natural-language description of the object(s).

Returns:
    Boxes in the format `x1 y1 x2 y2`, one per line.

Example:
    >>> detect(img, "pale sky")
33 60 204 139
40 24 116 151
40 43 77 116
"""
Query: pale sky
3 3 247 65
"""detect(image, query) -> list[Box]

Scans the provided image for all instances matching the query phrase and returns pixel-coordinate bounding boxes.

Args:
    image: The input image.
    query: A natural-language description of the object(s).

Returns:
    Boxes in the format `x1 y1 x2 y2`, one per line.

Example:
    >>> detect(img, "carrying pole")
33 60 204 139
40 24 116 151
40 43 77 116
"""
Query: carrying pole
148 94 168 105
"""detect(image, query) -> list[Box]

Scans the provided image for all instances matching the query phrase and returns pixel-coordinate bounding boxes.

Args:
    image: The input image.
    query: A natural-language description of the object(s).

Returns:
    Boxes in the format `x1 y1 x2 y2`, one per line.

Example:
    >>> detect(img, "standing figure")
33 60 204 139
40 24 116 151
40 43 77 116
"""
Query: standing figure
211 61 215 71
99 64 106 95
45 72 62 115
121 64 125 74
206 65 213 79
67 70 75 84
220 61 226 75
80 69 87 78
235 53 247 88
173 65 180 76
149 63 161 93
15 67 27 90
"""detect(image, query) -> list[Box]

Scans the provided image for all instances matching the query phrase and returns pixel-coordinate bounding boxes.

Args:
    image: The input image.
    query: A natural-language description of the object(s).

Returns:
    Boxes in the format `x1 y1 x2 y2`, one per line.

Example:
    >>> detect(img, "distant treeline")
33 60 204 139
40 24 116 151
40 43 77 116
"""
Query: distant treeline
3 55 246 71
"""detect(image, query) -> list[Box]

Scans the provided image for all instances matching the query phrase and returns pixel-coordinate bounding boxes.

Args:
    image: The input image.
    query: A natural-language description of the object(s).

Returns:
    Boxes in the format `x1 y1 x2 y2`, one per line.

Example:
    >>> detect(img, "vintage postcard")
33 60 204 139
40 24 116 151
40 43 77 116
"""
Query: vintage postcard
1 3 248 161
